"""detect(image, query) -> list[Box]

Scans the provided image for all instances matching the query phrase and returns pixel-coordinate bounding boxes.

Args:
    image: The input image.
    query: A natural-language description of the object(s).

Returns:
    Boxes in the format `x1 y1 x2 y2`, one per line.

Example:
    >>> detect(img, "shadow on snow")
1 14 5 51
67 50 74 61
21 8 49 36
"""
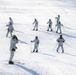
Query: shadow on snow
64 52 76 57
15 64 39 75
39 30 76 39
19 40 28 45
63 33 76 38
40 53 55 57
14 30 25 34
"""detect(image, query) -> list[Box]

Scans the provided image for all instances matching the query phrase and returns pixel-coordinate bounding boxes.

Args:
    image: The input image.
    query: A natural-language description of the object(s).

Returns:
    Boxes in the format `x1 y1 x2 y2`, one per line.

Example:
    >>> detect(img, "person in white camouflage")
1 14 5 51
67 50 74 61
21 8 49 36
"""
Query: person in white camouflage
55 15 60 24
6 22 14 37
31 36 40 52
33 19 38 31
9 17 13 26
9 35 18 64
47 19 53 31
55 21 63 33
57 35 65 53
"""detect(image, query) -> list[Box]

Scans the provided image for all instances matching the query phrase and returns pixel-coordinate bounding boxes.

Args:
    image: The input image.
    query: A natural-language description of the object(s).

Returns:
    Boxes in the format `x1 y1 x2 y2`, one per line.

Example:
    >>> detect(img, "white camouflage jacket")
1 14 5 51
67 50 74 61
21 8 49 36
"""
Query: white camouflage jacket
57 38 65 46
10 37 18 51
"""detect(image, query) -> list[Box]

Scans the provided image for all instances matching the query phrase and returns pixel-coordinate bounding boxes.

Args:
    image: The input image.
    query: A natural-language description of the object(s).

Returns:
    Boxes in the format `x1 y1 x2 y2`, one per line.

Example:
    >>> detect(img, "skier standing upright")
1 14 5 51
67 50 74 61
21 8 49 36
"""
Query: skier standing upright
9 35 18 64
32 19 38 31
57 35 65 53
6 22 14 37
47 19 53 31
31 36 40 52
9 17 13 26
55 21 63 33
55 15 60 24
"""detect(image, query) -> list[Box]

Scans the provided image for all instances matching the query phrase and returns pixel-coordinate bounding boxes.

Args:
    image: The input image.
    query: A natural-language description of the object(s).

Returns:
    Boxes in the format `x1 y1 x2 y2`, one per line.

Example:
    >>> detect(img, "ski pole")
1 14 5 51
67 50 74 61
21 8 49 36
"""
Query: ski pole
30 42 33 52
65 42 76 51
63 26 65 32
64 42 73 49
63 26 76 31
53 43 58 51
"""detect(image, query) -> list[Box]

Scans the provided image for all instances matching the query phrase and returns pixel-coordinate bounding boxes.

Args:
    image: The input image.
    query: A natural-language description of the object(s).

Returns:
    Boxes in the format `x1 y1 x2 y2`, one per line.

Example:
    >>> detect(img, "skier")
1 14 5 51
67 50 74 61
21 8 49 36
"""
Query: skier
55 15 60 24
57 35 65 53
47 19 53 31
9 17 13 26
9 35 18 64
31 36 40 52
6 22 14 37
55 21 63 33
32 19 38 31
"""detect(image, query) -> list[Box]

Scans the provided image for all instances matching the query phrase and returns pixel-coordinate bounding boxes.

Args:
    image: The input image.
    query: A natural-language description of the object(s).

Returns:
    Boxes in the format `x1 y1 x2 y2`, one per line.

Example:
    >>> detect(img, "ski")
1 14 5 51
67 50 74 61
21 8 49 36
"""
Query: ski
15 62 25 65
47 30 61 34
6 62 25 65
31 52 39 53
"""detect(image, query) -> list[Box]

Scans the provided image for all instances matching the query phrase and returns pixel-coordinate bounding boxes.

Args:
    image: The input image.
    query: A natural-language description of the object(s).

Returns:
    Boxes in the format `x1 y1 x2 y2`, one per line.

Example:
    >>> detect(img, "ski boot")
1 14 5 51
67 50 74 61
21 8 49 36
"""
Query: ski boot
9 61 14 64
57 50 59 53
36 50 38 52
33 29 35 31
36 29 38 31
62 51 64 53
56 31 58 33
32 50 35 52
51 29 52 31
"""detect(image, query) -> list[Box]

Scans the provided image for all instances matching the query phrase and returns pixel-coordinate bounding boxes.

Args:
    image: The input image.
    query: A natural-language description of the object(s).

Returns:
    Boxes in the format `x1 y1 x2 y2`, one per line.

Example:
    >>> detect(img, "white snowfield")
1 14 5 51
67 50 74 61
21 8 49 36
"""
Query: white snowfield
0 0 76 75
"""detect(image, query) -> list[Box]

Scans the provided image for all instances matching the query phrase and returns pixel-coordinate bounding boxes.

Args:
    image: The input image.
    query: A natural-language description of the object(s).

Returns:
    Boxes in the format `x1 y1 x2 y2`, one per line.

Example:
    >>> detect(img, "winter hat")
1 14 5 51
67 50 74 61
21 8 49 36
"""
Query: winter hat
35 19 36 21
49 19 51 21
58 15 60 17
12 35 17 39
35 36 38 39
9 17 11 19
59 21 61 24
60 35 63 39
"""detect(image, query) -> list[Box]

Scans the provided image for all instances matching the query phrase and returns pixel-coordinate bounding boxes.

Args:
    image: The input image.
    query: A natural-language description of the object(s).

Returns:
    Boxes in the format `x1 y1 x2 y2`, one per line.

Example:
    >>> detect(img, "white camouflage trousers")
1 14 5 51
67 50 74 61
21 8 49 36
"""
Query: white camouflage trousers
9 51 14 61
57 45 64 53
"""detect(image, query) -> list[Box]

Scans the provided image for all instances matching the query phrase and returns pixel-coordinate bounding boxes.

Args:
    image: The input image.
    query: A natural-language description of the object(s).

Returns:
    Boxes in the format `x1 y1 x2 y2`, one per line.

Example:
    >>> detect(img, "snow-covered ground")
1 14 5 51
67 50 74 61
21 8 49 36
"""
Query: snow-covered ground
0 0 76 75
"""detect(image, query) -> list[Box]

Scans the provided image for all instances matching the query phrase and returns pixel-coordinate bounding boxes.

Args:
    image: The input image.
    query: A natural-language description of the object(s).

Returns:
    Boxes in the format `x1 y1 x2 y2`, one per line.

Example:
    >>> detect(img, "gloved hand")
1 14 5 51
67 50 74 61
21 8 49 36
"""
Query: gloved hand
12 48 15 51
37 42 39 44
31 41 33 42
57 41 59 42
15 47 17 49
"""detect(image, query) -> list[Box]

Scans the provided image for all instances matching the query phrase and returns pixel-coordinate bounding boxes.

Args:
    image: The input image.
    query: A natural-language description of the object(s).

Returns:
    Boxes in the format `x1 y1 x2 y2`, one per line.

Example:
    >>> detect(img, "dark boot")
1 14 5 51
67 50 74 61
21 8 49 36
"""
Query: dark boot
36 50 38 52
56 31 58 33
47 29 49 31
33 29 35 30
33 50 35 52
62 51 64 53
57 50 59 53
9 61 14 64
36 29 38 31
51 29 52 31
